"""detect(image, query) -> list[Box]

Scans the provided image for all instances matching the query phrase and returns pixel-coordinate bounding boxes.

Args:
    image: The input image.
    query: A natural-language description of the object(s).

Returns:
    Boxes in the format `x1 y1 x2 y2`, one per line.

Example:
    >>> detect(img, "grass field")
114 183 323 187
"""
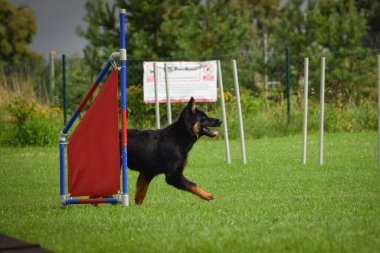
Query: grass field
0 132 379 253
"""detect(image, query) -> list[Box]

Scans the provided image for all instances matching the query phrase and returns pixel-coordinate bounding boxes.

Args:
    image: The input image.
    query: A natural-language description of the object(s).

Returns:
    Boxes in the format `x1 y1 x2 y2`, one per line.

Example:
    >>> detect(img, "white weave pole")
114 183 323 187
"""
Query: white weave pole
217 60 231 164
378 55 380 164
319 57 326 165
302 58 309 165
164 63 172 125
154 63 160 129
232 60 247 165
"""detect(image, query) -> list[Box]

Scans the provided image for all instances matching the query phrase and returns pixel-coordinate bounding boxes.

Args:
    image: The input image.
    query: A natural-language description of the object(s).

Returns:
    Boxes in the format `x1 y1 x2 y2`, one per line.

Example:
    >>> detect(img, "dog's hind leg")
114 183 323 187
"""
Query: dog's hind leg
165 173 214 201
135 173 154 205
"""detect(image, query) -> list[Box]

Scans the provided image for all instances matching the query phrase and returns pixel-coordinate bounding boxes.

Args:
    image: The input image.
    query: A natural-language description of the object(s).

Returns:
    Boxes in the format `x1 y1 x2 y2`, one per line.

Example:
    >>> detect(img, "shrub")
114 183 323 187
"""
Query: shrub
0 82 377 147
0 96 62 146
125 84 377 139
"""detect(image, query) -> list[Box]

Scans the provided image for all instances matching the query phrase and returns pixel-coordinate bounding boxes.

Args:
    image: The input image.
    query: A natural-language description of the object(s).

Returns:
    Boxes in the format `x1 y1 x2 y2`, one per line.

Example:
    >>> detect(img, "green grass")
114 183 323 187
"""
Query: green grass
0 132 379 253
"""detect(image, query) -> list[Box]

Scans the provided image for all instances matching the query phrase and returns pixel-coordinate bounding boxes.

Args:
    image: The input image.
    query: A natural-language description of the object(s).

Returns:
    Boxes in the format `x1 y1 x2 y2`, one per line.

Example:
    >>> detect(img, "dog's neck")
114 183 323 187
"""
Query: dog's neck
167 119 198 151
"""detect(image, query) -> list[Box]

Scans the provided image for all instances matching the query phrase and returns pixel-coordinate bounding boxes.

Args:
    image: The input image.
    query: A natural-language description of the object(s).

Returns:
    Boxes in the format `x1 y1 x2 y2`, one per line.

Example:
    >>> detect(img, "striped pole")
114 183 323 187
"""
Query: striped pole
302 58 309 165
232 60 247 165
164 63 172 125
120 9 129 207
319 57 325 165
61 60 112 134
154 63 160 129
66 198 120 205
217 60 231 164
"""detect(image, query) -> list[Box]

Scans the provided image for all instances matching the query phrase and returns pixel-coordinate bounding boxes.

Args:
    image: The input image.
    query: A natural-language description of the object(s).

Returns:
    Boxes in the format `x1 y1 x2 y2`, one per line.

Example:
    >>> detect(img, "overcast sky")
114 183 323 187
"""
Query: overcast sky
10 0 89 58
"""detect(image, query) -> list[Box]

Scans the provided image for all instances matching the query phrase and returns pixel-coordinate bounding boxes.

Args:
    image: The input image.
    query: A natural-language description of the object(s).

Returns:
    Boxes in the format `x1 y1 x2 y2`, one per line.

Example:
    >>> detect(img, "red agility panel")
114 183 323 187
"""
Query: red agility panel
68 70 120 197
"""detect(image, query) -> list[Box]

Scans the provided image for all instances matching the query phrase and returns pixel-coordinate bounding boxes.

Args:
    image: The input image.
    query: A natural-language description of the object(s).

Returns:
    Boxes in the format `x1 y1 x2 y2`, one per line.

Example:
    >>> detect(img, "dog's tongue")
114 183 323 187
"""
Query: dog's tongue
204 127 218 137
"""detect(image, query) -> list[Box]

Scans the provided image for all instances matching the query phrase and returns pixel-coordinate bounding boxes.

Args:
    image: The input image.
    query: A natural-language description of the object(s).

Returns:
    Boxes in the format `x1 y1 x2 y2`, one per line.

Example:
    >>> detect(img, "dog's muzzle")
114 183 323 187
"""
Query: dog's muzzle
201 120 222 138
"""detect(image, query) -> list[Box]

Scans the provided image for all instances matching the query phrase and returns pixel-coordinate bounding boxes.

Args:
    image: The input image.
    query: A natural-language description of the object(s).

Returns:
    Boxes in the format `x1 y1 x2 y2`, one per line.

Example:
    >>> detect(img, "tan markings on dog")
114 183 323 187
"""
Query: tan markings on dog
189 185 214 200
191 103 196 113
135 174 152 205
192 122 200 138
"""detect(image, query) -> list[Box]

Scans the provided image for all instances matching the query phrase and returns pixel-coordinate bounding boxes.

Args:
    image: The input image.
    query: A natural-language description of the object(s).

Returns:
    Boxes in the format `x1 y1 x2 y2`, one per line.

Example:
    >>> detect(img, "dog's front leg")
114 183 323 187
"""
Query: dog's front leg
165 173 214 201
188 184 215 201
135 173 154 205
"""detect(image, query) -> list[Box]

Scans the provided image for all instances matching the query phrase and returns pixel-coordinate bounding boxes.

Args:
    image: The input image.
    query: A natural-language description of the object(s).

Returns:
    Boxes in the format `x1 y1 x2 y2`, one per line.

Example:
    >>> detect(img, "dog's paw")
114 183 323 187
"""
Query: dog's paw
202 192 215 201
134 198 144 205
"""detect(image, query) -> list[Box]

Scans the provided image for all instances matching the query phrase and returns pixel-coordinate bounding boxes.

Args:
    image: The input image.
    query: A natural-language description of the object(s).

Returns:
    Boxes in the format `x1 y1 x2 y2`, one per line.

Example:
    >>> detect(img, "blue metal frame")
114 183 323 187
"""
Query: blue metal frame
59 9 128 207
62 60 112 135
120 9 129 207
67 198 120 205
59 139 65 205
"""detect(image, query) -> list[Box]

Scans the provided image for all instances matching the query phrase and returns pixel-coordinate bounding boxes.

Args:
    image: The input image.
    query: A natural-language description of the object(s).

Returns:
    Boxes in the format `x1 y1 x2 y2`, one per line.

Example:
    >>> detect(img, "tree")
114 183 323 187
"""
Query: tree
161 0 251 91
238 0 284 92
162 0 250 60
78 0 250 85
355 0 380 34
76 0 119 79
272 0 370 104
355 0 380 48
0 0 41 63
123 0 188 59
77 0 190 84
119 0 189 84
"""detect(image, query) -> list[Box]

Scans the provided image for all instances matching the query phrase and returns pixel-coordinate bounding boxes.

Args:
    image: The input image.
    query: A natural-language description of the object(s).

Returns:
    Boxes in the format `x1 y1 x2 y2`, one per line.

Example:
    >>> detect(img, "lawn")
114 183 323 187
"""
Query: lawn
0 132 379 253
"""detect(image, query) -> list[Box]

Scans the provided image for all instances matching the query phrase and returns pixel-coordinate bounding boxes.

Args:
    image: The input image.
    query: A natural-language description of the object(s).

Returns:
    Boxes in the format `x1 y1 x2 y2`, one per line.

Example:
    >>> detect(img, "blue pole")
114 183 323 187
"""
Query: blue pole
120 9 129 207
67 198 120 205
59 139 66 207
59 60 112 208
95 60 113 84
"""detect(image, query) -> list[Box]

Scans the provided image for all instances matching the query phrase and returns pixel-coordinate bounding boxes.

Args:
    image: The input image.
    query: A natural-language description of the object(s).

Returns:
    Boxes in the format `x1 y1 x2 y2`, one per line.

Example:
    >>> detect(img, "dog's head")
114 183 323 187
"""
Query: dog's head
179 97 222 138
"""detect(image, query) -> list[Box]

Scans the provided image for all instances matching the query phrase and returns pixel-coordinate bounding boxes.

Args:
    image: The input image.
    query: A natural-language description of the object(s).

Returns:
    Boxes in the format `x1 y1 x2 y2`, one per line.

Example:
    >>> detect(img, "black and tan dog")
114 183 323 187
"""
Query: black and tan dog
127 97 222 205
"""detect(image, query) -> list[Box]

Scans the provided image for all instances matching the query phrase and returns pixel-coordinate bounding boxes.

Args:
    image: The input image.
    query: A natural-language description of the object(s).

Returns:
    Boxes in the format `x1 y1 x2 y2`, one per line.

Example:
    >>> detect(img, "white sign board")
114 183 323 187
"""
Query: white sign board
143 61 217 103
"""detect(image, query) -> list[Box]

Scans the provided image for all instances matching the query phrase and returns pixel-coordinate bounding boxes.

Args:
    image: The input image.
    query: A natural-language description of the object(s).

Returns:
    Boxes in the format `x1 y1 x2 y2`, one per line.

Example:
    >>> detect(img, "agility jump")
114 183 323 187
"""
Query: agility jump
58 9 129 207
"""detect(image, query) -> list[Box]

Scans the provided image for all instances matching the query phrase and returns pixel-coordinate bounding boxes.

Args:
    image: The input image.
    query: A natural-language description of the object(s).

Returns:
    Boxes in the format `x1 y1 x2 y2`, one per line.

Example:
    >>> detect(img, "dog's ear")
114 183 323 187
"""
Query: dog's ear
187 97 196 114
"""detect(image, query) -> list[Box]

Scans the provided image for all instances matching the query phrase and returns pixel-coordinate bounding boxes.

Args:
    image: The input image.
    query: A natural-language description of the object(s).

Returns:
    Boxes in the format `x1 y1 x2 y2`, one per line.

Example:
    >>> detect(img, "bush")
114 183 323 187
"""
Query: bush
0 82 377 147
0 96 62 146
213 88 377 139
124 84 377 139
